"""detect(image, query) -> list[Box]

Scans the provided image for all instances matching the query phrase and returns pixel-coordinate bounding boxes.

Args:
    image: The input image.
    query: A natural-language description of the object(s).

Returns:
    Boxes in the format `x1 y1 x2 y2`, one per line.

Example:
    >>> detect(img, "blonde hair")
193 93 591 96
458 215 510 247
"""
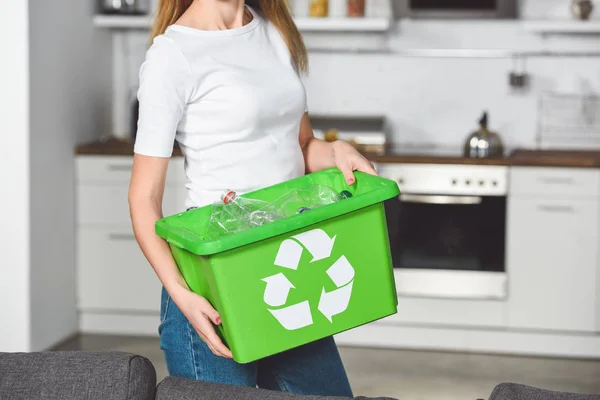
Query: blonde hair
151 0 308 73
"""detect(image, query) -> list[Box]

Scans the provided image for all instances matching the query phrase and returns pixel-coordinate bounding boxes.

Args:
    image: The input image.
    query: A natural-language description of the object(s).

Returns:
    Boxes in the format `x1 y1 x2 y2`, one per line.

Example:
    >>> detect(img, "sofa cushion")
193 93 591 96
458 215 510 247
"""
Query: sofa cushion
490 383 600 400
0 351 156 400
156 376 397 400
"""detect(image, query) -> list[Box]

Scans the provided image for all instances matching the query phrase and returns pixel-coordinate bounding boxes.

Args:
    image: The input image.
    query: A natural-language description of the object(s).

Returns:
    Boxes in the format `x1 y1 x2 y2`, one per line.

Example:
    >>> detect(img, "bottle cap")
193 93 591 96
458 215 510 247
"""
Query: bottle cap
221 190 237 204
340 190 353 199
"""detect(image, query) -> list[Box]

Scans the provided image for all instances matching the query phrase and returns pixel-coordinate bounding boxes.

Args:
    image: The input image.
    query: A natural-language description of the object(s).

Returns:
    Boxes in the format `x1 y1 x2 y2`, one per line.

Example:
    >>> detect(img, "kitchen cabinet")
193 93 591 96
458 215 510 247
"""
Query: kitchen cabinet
507 167 600 333
77 156 186 321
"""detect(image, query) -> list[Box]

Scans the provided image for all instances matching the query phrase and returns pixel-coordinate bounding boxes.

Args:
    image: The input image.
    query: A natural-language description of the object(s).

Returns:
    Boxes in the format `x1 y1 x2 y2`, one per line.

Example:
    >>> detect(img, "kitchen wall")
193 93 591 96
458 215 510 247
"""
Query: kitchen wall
27 0 113 351
109 0 600 150
0 0 112 352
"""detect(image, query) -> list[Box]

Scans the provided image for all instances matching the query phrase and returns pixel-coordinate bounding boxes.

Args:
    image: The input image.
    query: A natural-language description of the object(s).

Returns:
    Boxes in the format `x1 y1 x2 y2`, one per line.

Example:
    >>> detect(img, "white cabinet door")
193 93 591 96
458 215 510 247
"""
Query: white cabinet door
507 197 598 332
77 227 162 313
78 185 187 226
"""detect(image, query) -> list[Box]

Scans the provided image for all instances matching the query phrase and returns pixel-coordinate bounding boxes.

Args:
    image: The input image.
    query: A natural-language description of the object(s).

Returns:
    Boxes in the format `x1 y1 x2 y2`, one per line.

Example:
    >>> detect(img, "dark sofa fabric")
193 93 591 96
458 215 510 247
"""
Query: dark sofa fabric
490 383 600 400
156 377 397 400
0 351 156 400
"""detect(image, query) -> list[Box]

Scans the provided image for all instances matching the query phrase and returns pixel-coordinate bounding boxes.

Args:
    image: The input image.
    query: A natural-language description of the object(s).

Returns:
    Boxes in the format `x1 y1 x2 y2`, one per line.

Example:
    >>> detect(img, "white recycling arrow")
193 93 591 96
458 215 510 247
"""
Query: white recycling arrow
274 239 303 270
264 228 356 330
268 301 313 330
262 273 295 307
326 255 355 287
292 229 336 262
318 281 353 323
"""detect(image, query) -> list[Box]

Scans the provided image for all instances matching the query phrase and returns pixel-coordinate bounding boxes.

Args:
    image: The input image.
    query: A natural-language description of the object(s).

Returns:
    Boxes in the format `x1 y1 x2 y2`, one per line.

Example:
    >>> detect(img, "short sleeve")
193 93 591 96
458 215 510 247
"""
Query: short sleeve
134 36 193 158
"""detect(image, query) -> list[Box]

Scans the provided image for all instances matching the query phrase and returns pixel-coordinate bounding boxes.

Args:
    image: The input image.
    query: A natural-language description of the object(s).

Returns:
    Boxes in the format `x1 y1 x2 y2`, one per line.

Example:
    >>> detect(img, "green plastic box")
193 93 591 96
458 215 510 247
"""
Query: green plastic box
156 168 400 364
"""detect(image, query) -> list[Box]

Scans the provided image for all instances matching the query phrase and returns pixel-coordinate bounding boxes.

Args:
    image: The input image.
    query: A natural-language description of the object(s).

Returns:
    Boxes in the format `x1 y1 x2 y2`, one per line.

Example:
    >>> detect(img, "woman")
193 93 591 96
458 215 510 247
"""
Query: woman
128 0 376 396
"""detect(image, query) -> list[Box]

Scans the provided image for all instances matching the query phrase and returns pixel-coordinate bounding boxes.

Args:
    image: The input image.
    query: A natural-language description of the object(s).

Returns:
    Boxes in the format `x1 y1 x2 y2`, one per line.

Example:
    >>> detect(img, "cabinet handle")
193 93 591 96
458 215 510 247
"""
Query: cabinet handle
107 164 132 172
108 233 136 241
537 205 574 213
538 177 575 185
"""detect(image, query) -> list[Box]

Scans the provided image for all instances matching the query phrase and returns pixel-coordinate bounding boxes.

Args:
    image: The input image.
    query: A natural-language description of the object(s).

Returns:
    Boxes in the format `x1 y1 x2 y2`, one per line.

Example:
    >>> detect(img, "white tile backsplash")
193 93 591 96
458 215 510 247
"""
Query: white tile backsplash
110 0 600 150
304 53 600 148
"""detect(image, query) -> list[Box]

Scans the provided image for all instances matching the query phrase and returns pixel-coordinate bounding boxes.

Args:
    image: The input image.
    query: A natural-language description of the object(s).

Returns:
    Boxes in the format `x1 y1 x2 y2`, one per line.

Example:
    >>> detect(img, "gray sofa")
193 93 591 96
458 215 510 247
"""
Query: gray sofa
1 351 599 400
0 351 395 400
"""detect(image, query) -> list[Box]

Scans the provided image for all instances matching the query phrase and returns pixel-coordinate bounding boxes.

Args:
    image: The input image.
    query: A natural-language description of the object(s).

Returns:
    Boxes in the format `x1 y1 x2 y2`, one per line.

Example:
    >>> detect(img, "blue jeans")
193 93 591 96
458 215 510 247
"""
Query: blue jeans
159 287 354 397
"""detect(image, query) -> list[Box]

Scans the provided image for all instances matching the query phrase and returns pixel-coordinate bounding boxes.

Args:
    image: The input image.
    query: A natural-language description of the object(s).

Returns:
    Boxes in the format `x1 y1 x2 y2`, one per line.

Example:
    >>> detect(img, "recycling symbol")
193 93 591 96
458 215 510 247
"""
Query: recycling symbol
261 228 355 331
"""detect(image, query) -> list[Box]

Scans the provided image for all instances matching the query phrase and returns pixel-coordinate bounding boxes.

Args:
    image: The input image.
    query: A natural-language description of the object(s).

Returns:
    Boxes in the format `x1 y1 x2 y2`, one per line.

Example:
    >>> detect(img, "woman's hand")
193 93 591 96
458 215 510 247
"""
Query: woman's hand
299 113 377 184
177 289 233 359
331 140 378 185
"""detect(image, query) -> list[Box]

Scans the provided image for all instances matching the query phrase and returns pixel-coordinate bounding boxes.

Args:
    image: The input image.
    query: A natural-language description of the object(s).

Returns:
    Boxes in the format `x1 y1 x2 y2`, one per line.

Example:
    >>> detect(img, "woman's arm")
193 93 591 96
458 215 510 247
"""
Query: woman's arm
299 112 377 184
128 154 232 359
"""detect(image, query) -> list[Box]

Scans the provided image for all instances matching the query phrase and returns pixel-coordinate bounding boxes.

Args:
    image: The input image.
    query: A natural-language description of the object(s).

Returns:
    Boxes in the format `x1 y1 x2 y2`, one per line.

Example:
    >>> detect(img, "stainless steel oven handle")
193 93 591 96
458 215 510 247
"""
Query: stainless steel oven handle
399 194 483 205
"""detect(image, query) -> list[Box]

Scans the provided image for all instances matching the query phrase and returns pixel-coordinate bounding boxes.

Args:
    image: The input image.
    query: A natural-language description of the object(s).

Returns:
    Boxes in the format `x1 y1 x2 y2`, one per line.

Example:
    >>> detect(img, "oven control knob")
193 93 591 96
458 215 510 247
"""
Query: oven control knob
492 181 498 187
398 178 404 185
479 180 485 186
451 179 457 185
465 179 471 186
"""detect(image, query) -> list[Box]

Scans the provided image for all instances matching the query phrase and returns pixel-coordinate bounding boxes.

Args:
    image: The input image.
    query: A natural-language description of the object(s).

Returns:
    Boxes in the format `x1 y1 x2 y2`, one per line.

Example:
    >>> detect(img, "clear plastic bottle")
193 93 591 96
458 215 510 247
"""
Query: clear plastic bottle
206 185 346 237
262 185 342 218
206 190 283 237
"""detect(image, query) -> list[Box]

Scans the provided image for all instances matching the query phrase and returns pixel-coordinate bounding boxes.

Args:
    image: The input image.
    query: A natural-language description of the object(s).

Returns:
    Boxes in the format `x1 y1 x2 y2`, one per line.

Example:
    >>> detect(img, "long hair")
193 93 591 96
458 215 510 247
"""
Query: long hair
151 0 308 73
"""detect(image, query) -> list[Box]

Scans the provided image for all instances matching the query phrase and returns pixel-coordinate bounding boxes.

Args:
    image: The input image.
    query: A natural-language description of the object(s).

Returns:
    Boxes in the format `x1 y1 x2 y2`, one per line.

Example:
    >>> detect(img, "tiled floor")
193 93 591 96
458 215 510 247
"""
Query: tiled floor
55 335 600 400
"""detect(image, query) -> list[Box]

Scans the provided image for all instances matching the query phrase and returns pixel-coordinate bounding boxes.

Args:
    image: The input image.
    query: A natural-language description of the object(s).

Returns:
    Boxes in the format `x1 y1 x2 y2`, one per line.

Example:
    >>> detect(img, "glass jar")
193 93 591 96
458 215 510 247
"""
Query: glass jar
347 0 365 17
309 0 329 17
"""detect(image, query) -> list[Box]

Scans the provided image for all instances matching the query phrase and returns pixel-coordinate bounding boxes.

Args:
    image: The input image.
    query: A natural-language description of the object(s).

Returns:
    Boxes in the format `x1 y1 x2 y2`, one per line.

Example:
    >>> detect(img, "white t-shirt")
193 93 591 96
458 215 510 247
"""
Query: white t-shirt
134 6 307 209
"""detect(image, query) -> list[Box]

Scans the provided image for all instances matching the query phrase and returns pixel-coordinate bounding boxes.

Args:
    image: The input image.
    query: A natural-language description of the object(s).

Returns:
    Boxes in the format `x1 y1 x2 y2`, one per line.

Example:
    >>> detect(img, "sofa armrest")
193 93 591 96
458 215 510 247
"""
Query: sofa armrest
489 383 600 400
0 351 156 400
156 377 397 400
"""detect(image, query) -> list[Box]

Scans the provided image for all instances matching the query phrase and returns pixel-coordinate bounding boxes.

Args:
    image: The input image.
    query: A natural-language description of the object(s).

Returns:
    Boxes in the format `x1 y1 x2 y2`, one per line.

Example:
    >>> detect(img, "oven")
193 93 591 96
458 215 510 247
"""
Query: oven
393 0 518 19
381 164 509 300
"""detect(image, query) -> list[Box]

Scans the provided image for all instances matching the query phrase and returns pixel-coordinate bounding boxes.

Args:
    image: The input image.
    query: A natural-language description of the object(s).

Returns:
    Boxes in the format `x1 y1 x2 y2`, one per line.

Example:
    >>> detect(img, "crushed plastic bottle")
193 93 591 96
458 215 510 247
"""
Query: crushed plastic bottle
261 185 342 218
206 185 348 238
206 190 283 238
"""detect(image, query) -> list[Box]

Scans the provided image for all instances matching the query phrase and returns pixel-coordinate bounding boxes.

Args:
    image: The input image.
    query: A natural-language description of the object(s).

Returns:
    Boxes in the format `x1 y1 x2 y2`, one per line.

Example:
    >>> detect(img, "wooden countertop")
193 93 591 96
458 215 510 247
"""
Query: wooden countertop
76 138 183 157
509 149 600 168
75 139 600 169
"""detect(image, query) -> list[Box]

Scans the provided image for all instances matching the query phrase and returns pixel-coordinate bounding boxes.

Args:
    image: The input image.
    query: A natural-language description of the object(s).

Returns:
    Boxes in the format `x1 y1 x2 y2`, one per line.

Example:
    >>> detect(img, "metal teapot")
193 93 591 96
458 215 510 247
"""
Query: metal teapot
463 111 504 158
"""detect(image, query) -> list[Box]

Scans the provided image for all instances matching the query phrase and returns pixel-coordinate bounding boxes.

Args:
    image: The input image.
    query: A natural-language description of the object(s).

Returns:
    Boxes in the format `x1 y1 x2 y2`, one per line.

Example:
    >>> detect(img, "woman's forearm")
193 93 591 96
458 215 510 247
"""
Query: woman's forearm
303 137 336 173
129 196 191 305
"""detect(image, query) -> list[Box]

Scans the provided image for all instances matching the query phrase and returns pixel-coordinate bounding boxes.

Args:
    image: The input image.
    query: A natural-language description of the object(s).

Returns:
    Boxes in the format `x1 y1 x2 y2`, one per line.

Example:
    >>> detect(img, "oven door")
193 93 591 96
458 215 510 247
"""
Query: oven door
393 0 517 19
385 193 508 300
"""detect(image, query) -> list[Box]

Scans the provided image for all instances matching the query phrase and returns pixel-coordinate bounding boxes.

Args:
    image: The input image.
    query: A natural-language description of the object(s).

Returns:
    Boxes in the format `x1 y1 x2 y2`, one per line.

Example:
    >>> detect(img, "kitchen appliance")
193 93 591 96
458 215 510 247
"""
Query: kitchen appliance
382 162 508 300
463 111 504 158
393 0 517 19
99 0 149 15
310 115 388 154
571 0 594 20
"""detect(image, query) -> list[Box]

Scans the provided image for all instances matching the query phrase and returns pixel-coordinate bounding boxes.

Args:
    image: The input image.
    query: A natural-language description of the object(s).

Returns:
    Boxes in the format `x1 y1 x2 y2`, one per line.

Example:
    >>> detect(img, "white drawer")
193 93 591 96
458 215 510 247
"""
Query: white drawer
78 185 186 226
77 227 162 313
77 156 186 184
389 297 507 328
510 167 600 198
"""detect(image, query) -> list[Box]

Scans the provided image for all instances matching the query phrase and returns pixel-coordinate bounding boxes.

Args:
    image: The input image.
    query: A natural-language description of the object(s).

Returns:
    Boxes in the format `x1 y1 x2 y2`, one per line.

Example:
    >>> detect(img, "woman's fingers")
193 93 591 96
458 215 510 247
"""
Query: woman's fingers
197 331 219 357
197 296 222 326
197 319 232 359
204 324 233 359
339 163 356 185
